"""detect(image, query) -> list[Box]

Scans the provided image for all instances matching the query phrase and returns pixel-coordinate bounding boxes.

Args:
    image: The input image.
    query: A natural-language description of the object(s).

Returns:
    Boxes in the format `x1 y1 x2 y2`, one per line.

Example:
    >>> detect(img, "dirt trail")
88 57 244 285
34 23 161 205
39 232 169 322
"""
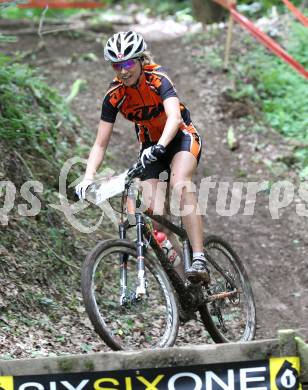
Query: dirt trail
2 28 308 346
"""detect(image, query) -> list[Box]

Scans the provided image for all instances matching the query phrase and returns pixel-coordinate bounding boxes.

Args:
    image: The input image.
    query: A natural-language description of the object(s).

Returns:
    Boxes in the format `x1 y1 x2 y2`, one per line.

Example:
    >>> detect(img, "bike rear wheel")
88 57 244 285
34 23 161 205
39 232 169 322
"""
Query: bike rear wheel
199 235 256 342
81 239 179 350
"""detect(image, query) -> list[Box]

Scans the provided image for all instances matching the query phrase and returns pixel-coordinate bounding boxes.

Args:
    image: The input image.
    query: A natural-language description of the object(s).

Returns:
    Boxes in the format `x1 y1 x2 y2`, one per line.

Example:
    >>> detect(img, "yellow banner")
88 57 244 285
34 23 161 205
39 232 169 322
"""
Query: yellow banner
0 376 14 390
270 356 302 390
0 357 302 389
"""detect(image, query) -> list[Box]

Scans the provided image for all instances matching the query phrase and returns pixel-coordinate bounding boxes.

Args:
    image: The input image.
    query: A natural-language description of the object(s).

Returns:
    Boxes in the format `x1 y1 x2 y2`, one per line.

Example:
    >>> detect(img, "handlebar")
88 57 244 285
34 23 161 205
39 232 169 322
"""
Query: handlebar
125 159 144 187
83 159 144 205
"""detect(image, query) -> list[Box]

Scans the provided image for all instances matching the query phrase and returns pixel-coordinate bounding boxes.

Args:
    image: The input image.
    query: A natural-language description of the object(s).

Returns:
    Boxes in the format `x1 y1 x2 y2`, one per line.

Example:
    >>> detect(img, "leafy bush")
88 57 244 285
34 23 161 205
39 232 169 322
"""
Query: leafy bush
0 0 189 20
0 0 303 22
0 4 83 20
0 55 77 161
230 20 308 176
237 0 303 15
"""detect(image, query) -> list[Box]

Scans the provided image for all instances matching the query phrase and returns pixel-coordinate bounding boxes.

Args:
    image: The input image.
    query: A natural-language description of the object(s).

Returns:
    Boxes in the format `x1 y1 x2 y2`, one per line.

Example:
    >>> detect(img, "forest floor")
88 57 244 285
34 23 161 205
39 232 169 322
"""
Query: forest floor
0 17 307 357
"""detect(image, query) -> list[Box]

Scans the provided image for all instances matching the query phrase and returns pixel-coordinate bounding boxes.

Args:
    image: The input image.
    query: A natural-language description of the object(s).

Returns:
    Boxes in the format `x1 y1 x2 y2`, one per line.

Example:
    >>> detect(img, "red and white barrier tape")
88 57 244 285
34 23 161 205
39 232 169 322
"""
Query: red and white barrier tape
230 5 308 79
213 0 308 79
282 0 308 28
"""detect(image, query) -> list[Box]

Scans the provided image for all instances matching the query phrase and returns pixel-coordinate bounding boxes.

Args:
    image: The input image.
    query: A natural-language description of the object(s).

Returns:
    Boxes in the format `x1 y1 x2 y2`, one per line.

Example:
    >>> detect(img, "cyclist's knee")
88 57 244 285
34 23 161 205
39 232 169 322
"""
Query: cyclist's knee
169 167 194 190
169 174 193 196
139 179 167 214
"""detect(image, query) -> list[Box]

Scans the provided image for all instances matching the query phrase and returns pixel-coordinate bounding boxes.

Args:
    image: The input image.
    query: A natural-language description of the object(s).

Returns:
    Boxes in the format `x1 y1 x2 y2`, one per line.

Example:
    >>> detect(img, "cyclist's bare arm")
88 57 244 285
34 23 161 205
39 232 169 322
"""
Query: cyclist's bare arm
85 120 114 180
158 97 182 147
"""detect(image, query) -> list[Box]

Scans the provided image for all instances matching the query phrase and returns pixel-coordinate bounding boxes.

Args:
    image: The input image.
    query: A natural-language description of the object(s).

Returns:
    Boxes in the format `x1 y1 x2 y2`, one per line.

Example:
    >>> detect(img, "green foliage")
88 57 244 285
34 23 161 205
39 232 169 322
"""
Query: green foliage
237 0 303 15
0 4 84 20
1 0 191 20
0 34 18 43
120 0 191 17
190 43 224 70
230 20 308 177
0 55 77 161
0 0 305 24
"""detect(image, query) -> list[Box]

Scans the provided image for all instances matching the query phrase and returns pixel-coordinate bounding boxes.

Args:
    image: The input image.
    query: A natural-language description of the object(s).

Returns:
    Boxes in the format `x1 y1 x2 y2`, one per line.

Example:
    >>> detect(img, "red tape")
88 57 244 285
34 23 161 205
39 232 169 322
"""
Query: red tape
230 7 308 78
282 0 308 28
212 0 308 78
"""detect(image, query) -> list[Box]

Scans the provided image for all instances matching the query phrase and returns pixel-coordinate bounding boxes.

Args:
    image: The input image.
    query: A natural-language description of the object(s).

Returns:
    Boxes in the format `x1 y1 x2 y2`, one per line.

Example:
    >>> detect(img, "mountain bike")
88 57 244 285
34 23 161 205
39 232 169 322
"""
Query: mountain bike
81 161 256 351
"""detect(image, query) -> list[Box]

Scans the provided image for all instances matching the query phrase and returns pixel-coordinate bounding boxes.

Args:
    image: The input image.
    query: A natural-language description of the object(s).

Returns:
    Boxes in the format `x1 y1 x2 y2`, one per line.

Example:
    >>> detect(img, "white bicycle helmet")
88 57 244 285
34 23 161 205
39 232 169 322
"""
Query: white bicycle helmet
104 31 147 62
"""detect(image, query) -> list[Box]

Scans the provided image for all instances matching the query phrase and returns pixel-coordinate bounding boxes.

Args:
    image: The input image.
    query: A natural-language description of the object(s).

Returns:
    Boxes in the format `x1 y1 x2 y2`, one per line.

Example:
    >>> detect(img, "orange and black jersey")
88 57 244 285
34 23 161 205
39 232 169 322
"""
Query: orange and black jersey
101 63 193 144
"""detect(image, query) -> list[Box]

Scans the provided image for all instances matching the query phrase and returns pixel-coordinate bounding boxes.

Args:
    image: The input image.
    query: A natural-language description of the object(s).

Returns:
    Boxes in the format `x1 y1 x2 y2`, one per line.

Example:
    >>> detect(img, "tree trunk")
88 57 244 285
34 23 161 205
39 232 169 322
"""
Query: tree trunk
191 0 226 24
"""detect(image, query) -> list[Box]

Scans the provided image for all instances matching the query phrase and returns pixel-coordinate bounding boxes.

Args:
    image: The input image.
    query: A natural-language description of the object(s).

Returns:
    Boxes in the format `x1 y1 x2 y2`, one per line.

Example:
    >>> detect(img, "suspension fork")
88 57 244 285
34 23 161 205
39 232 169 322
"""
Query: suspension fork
135 212 147 299
119 223 128 305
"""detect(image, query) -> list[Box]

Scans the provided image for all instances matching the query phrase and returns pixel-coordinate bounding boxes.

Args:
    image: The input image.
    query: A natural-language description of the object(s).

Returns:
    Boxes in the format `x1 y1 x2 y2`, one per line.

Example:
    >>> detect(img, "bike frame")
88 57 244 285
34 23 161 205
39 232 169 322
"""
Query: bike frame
117 182 204 313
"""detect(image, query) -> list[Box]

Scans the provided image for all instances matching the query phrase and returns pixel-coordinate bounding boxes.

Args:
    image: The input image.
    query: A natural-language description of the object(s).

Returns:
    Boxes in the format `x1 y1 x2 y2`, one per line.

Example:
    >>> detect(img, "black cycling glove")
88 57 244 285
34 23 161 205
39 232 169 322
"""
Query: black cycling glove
140 144 166 168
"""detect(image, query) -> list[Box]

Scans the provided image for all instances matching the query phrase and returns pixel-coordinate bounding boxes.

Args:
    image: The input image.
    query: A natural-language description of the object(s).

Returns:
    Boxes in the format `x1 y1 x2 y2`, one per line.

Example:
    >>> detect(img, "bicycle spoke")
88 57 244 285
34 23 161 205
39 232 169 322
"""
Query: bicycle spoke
82 241 179 350
199 236 256 342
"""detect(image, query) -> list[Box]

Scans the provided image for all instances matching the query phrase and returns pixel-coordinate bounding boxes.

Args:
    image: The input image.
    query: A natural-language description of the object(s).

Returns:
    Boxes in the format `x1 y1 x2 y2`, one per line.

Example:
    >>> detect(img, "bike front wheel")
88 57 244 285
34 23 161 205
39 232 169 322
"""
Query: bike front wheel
199 235 256 342
81 239 179 350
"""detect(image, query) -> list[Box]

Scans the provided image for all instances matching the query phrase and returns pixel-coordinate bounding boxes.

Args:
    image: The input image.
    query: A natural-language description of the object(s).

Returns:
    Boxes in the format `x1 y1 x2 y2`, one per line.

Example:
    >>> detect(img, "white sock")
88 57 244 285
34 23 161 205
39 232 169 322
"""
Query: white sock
193 252 205 261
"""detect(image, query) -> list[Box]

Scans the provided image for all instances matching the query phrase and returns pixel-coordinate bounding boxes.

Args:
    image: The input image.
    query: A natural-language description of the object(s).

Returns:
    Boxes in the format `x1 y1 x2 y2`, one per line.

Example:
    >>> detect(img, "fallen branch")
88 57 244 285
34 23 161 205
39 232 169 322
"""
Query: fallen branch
38 5 49 38
40 23 83 35
289 140 308 149
38 237 80 273
1 18 113 36
13 151 46 206
0 18 65 29
9 24 80 35
14 151 35 180
12 40 46 61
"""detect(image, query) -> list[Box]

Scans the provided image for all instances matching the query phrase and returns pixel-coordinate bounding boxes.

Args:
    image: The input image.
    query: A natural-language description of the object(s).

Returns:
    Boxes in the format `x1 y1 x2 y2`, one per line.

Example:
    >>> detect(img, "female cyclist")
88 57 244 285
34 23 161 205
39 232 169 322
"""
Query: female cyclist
75 30 209 284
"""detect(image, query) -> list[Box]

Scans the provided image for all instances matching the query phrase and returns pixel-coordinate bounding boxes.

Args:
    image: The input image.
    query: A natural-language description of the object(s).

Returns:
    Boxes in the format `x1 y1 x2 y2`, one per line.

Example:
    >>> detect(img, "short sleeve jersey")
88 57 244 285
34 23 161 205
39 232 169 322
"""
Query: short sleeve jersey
101 64 192 144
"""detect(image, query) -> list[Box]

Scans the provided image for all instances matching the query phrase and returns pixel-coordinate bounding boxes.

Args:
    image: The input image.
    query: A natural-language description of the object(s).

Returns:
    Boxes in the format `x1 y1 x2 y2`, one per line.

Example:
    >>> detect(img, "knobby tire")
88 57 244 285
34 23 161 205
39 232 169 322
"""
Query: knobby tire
199 235 256 342
81 239 179 350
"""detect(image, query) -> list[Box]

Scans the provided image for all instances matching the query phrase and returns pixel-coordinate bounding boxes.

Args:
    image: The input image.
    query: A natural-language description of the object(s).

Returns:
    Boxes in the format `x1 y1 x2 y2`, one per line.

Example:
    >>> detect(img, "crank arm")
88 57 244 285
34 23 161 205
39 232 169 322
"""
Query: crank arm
205 289 239 303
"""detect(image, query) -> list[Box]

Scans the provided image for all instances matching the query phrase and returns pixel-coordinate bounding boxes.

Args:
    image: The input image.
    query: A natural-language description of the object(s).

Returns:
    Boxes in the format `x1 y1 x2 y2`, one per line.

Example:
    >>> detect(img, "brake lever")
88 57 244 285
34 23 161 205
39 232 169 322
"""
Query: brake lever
134 161 144 176
125 161 144 185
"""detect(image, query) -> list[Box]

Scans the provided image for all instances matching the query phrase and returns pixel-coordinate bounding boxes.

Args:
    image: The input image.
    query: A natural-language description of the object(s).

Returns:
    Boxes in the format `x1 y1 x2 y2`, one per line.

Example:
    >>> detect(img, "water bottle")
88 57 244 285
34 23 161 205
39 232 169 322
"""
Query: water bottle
153 230 181 267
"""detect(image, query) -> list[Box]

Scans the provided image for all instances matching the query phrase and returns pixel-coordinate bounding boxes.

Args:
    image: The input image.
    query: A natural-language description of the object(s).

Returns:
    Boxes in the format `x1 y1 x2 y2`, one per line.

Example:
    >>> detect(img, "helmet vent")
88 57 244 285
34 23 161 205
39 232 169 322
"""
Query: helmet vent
124 44 134 56
136 42 143 54
108 49 117 60
116 36 122 51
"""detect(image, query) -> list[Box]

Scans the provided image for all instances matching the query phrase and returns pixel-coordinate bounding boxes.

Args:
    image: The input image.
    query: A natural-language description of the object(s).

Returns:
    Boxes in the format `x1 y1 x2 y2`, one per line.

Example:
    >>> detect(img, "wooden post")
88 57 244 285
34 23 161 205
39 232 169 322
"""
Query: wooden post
212 0 236 71
223 13 234 70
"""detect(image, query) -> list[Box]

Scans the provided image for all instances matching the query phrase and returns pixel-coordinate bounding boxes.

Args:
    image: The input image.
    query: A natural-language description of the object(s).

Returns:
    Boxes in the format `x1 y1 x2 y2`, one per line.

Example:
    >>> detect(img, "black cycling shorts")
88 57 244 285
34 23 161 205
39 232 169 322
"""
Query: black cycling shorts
140 126 202 181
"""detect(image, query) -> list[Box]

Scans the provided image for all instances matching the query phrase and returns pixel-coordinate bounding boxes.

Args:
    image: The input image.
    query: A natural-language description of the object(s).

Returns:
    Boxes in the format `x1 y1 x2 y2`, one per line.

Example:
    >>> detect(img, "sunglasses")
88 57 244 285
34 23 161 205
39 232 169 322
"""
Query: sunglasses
112 59 137 72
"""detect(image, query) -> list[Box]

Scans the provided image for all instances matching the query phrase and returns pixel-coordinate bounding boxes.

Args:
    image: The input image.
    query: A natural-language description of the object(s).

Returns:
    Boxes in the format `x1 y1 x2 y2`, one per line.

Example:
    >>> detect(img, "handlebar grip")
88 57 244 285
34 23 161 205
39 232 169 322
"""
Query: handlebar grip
152 144 166 158
153 149 164 158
